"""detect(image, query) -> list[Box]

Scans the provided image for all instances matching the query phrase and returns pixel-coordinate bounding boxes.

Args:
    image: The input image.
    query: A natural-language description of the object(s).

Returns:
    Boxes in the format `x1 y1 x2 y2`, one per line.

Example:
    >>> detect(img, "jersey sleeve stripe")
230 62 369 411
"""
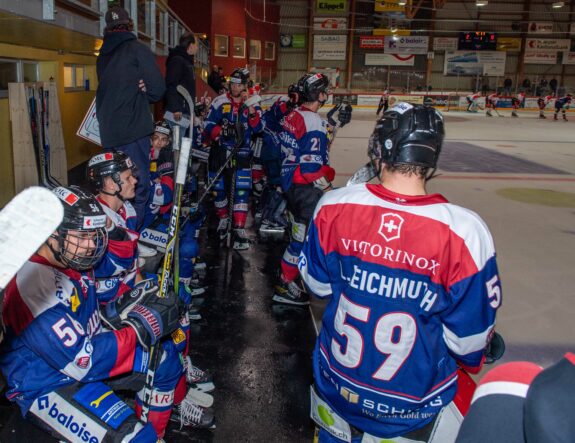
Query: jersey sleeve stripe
442 324 493 356
299 265 332 297
472 381 531 403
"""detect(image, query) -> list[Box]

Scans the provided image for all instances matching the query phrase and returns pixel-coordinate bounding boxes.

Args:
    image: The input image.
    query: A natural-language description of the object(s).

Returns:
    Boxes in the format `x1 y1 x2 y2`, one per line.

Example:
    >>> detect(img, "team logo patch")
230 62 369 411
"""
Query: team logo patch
378 213 404 242
222 104 231 113
339 387 359 404
70 288 81 312
171 328 186 344
76 356 91 369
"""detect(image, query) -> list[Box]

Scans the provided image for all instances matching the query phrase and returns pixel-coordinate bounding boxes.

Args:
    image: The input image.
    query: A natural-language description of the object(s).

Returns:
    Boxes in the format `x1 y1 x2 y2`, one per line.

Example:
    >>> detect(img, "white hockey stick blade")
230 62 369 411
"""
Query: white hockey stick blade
0 187 63 289
244 94 262 107
346 162 378 186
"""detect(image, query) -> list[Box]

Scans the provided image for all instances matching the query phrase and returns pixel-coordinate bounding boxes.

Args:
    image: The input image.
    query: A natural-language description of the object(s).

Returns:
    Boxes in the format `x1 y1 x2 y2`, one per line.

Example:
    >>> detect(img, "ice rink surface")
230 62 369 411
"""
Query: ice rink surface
325 108 575 368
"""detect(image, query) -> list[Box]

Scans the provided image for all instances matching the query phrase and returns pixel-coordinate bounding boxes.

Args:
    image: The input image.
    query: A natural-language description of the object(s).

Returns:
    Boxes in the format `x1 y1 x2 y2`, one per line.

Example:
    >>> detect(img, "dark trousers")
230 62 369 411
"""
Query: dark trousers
107 136 151 229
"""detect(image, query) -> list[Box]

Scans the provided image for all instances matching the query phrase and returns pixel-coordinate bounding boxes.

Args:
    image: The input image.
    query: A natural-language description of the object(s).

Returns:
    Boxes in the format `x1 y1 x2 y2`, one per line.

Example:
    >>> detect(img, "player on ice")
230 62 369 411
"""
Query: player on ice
553 94 572 121
466 93 480 112
511 91 525 117
299 103 503 442
537 95 553 119
485 92 499 117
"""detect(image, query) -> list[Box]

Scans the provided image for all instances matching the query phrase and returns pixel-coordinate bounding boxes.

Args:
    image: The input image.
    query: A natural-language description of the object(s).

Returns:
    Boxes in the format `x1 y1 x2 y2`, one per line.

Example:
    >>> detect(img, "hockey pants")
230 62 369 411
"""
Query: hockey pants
27 345 186 440
208 143 252 228
280 184 323 282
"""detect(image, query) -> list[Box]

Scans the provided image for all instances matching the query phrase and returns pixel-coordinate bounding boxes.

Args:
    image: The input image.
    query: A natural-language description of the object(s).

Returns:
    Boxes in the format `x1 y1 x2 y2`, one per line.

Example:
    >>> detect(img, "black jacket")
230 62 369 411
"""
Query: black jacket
96 31 165 148
165 46 196 115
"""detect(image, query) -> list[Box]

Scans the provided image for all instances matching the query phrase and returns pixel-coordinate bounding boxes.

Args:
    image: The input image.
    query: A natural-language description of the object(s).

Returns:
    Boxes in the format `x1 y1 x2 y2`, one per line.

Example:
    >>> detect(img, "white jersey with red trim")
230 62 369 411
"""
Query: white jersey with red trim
299 183 501 438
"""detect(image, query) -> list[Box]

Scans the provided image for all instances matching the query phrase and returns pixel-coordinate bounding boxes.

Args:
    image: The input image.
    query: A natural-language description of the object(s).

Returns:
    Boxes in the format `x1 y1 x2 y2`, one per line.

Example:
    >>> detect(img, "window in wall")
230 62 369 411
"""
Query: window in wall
22 62 39 83
137 0 149 35
64 64 86 91
233 37 246 58
265 41 275 60
156 9 165 43
0 60 18 92
168 18 176 47
250 40 261 60
215 35 229 57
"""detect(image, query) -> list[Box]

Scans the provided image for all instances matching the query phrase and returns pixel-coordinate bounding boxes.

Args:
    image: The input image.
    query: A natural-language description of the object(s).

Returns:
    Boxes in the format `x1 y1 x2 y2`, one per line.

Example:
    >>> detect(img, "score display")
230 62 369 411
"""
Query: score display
458 32 497 50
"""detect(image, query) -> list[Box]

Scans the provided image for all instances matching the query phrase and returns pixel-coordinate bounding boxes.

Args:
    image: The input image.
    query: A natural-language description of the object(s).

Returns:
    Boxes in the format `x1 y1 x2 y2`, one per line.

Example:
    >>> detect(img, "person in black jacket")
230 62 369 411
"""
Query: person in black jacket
96 5 165 229
165 32 198 145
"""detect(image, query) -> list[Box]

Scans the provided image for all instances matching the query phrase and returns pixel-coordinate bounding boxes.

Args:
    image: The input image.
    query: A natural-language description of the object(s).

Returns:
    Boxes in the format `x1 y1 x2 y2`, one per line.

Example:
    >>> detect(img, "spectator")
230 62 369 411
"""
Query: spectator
549 78 558 96
503 77 512 95
208 65 220 93
522 77 531 90
96 5 165 229
164 32 198 145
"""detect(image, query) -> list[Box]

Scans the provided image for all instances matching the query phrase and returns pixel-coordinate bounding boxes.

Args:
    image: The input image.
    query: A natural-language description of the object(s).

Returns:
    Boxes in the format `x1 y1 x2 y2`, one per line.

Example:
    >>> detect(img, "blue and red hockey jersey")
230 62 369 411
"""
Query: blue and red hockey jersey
93 198 140 303
202 92 264 155
279 106 334 191
299 184 501 438
0 255 137 413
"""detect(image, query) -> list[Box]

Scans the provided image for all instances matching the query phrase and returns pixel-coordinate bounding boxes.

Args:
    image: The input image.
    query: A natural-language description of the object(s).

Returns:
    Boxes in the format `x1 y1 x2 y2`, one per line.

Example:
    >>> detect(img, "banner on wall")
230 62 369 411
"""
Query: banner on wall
433 37 458 52
374 0 409 12
527 22 553 34
444 51 506 76
525 39 570 51
365 53 415 66
360 36 385 49
524 52 558 64
313 17 347 30
385 36 429 54
316 0 347 13
313 35 347 60
497 37 522 52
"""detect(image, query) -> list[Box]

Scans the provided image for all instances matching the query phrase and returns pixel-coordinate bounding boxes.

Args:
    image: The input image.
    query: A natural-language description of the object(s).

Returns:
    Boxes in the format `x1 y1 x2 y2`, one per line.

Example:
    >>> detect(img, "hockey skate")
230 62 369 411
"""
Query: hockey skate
486 110 493 117
539 114 546 119
183 355 215 392
554 114 559 121
233 228 250 250
272 278 310 306
170 399 215 430
216 218 229 241
511 111 518 117
259 219 286 240
563 114 568 121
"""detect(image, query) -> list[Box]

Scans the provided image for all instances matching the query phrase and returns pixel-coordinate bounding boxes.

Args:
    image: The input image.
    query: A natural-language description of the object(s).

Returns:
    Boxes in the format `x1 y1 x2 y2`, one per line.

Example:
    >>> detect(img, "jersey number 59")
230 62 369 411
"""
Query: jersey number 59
331 294 417 381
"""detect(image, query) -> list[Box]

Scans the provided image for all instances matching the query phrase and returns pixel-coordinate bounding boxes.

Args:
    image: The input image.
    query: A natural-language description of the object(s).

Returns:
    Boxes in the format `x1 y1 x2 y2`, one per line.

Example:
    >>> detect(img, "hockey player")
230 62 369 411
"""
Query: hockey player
537 95 553 119
87 151 141 303
258 83 301 237
376 89 390 116
299 103 502 442
511 91 525 117
553 93 572 121
466 92 480 112
272 73 334 306
0 186 185 441
87 151 216 425
202 67 264 250
486 92 499 117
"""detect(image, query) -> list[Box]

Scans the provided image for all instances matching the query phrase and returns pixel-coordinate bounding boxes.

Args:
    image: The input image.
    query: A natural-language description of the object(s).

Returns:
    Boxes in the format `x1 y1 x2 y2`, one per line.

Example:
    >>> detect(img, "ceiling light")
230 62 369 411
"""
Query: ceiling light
552 2 564 8
398 0 407 5
476 0 488 6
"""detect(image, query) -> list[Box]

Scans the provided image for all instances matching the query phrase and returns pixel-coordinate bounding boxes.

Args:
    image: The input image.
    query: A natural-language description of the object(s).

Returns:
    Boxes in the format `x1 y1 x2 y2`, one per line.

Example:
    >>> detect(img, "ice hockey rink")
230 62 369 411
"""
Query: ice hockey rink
326 107 575 368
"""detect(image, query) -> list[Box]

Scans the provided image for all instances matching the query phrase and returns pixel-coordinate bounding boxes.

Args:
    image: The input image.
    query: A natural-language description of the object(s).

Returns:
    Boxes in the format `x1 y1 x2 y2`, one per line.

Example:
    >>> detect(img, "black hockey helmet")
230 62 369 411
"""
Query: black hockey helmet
299 73 330 103
368 102 445 171
229 67 250 85
87 151 136 199
154 120 172 139
51 186 108 270
288 83 301 106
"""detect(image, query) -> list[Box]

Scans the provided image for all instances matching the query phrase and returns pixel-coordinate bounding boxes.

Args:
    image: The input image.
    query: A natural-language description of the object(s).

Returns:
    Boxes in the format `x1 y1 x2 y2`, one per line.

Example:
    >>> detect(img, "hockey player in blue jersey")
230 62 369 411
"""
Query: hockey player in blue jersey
87 151 142 303
299 103 502 442
0 185 183 441
202 67 264 250
272 73 334 306
553 93 572 121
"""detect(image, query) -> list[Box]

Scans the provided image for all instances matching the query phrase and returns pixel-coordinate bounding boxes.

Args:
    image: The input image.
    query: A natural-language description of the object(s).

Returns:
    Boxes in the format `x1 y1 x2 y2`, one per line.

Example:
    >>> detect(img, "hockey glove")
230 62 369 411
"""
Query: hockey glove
338 103 353 127
220 118 237 139
484 331 506 364
122 290 180 349
100 278 159 330
326 103 341 126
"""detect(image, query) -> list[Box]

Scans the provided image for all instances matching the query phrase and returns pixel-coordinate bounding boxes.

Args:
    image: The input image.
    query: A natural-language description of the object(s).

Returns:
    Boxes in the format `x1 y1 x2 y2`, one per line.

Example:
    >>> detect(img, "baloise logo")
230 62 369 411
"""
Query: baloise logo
39 396 101 443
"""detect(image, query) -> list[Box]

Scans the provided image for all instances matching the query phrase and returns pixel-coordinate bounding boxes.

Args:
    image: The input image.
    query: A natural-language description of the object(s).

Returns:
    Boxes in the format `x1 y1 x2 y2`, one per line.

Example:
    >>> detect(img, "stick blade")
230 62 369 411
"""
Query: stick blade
346 162 377 186
0 187 63 289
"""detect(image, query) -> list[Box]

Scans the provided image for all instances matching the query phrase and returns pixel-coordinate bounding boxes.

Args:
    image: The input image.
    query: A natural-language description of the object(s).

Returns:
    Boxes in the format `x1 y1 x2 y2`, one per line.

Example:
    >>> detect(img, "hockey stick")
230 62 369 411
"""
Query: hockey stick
346 162 378 186
0 187 63 289
139 137 192 423
41 87 61 188
176 85 194 138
